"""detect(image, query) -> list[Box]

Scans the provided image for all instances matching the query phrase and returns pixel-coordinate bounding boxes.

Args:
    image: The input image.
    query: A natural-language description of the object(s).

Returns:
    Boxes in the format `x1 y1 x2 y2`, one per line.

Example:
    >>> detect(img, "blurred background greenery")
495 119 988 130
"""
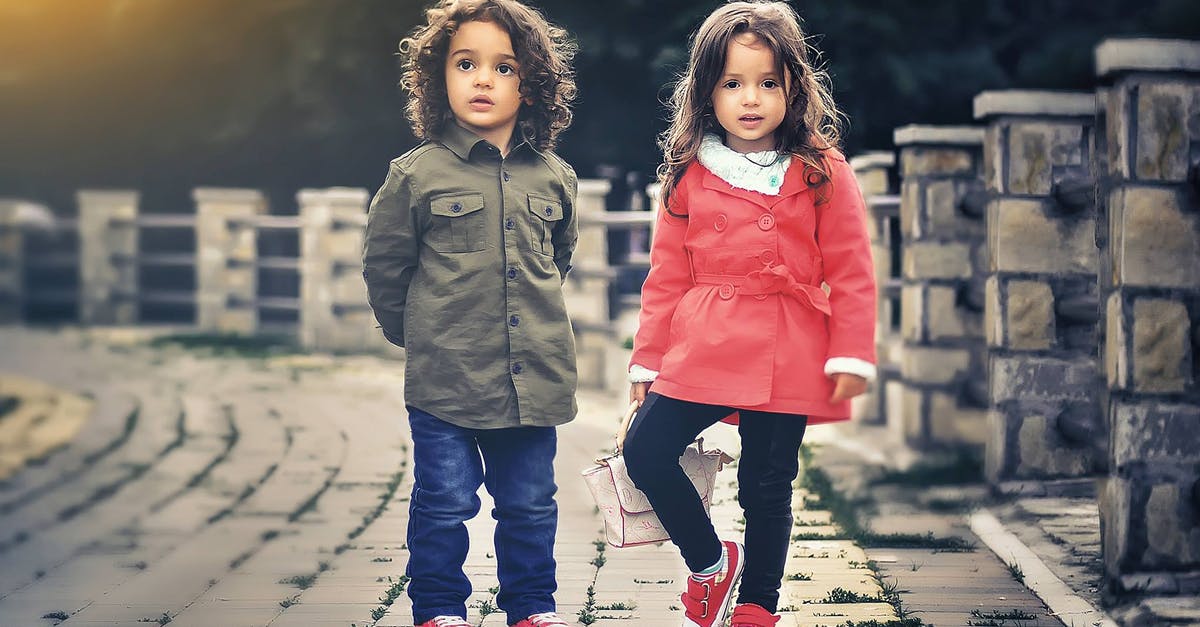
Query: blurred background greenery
2 0 1198 214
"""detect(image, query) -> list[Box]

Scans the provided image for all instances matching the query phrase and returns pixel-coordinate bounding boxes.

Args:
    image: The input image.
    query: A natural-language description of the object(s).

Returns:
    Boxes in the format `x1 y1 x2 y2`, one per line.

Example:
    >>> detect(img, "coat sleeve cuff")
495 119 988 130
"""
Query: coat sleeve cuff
628 364 659 383
824 357 876 382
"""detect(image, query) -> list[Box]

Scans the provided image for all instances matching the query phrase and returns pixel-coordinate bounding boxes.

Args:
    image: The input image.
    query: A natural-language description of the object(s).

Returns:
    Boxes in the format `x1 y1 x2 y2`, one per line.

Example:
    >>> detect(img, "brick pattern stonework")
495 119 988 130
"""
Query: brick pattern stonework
77 190 139 325
1096 38 1200 606
893 126 988 449
975 91 1106 484
850 151 898 426
193 188 267 334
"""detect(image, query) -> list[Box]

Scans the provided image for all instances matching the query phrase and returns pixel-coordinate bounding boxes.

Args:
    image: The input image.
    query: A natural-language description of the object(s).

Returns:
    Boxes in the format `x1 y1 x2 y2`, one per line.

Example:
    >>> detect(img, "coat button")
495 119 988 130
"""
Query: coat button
760 249 776 265
509 315 520 327
502 171 511 182
758 214 775 230
714 214 728 231
505 218 516 230
451 203 463 213
545 206 554 216
718 284 735 300
507 267 518 280
511 363 523 375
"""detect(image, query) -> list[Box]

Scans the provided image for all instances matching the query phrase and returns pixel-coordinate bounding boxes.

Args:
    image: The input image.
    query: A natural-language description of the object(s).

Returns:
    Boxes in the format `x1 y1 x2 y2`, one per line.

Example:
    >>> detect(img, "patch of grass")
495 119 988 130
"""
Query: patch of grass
633 578 672 584
869 449 983 487
967 608 1037 626
148 332 300 358
370 575 410 621
787 572 813 581
41 611 69 620
595 601 636 610
370 556 392 563
279 595 299 609
279 573 317 590
1005 560 1025 583
837 620 926 627
348 470 405 539
817 587 886 604
288 465 342 523
137 613 172 625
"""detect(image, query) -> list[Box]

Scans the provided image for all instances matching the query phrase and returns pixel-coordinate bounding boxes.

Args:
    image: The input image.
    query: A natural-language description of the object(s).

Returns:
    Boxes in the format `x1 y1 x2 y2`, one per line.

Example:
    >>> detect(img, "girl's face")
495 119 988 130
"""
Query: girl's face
710 33 787 153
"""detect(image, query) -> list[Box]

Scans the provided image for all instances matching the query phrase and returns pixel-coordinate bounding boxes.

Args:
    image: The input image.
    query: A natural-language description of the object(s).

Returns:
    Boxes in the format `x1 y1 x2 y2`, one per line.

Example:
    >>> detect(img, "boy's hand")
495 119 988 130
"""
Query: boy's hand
829 373 868 402
630 382 650 405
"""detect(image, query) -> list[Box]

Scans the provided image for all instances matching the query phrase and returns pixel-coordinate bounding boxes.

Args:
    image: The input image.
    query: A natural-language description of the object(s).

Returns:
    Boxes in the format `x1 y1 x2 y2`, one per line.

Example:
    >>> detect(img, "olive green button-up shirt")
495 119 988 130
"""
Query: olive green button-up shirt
363 122 579 429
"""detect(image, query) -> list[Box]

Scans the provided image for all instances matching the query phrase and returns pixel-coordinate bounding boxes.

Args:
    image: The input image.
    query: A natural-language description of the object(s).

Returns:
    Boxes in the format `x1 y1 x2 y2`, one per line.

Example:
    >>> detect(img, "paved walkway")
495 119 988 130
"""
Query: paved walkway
0 327 1063 626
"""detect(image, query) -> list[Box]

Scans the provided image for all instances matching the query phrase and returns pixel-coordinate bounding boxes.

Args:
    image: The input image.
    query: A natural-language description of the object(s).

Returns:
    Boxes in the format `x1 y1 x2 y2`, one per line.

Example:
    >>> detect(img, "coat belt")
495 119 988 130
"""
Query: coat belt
693 264 831 315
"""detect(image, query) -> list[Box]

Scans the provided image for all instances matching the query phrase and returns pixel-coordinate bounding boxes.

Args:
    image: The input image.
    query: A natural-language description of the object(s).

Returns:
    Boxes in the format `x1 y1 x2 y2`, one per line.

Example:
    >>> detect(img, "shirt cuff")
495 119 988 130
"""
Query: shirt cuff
824 357 876 382
628 364 659 383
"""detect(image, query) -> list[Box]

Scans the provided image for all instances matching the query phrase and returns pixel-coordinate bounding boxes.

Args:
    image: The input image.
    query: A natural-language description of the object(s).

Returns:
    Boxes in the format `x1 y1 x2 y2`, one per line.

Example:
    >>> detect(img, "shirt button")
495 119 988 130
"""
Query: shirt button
760 249 776 265
714 214 728 231
507 267 518 280
505 218 516 230
450 202 462 213
511 363 523 375
502 171 511 182
758 214 775 230
718 284 735 300
509 315 520 327
545 205 554 216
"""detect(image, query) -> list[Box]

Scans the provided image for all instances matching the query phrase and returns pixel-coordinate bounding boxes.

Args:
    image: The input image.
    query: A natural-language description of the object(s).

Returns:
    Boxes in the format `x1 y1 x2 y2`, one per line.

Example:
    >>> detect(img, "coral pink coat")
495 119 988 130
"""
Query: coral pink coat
632 150 876 423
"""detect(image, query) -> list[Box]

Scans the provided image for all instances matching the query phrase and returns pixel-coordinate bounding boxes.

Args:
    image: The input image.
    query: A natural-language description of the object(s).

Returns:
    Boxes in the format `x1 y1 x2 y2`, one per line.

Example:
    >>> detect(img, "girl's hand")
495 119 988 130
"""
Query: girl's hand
630 382 650 405
829 373 867 402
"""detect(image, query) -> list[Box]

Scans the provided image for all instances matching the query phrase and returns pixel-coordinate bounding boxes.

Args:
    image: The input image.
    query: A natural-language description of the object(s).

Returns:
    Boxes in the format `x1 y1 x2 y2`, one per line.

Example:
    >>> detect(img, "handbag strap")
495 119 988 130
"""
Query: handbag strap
614 399 640 454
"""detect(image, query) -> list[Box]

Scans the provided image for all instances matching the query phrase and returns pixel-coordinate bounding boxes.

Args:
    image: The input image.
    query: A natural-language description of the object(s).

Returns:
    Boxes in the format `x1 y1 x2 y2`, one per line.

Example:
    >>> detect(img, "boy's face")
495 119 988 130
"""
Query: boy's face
711 32 787 154
445 20 524 149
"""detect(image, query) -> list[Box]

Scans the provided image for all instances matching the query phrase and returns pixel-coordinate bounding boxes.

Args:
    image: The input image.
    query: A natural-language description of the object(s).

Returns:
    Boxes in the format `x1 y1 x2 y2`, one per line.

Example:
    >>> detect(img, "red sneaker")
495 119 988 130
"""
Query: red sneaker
511 611 570 626
417 617 471 627
680 540 744 627
731 603 781 626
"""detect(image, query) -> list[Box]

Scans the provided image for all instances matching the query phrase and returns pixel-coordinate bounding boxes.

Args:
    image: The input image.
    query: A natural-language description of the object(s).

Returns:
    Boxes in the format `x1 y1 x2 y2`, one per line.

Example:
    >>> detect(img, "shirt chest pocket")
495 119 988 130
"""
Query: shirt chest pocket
527 193 563 256
428 193 488 253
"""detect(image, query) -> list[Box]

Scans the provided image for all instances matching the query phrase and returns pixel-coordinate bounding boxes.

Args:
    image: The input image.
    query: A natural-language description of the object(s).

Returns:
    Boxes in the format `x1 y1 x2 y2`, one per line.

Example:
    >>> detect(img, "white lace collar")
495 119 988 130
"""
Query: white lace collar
696 133 791 196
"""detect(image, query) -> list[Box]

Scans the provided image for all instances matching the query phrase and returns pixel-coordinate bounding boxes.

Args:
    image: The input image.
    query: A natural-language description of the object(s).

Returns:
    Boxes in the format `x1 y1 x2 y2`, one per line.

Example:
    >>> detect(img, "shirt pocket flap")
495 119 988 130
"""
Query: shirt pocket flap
528 194 564 221
431 193 485 217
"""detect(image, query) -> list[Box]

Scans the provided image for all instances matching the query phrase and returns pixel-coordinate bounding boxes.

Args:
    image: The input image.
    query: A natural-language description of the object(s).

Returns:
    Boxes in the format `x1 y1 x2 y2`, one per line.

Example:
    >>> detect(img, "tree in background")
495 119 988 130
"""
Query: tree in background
1 0 1197 212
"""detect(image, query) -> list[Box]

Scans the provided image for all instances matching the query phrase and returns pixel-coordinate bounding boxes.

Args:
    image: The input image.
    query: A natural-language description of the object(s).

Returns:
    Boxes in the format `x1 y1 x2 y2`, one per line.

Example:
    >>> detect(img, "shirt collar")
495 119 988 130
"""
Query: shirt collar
439 121 537 161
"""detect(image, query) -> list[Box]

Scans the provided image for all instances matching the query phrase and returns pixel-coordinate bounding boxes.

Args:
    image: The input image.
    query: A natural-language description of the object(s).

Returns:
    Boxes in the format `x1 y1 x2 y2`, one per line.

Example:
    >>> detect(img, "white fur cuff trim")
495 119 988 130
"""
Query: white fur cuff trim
824 357 877 382
628 364 659 383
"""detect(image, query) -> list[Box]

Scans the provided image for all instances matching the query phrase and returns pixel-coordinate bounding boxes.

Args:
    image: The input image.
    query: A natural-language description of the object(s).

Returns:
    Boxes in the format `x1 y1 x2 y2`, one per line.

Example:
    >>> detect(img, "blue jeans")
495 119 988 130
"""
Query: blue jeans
405 407 559 625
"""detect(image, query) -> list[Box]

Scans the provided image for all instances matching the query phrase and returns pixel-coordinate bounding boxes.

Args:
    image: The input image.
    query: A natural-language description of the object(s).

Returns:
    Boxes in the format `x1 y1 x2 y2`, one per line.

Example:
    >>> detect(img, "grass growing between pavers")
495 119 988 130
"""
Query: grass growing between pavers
797 445 976 553
577 538 636 624
148 332 302 359
966 608 1038 626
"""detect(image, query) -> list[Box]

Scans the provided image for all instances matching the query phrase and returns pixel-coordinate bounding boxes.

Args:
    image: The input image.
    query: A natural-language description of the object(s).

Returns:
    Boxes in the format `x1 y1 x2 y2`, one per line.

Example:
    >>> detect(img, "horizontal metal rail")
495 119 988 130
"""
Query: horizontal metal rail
24 253 80 269
251 215 302 230
868 194 900 214
254 296 301 311
139 290 196 306
135 253 196 267
580 212 655 229
257 256 301 271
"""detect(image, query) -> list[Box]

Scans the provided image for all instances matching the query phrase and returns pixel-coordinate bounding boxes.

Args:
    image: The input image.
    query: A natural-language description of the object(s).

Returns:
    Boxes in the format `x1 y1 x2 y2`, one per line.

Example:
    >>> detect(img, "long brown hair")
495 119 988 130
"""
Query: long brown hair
658 0 845 211
399 0 577 151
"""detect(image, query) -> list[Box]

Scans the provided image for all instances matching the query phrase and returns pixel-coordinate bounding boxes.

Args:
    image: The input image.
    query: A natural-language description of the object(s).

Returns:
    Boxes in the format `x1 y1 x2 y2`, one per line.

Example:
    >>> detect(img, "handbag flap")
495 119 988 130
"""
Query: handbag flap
602 444 732 515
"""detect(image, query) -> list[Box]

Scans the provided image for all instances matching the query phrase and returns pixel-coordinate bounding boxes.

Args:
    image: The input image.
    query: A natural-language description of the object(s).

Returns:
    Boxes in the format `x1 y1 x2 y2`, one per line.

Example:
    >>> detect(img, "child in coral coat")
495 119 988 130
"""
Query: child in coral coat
622 2 877 626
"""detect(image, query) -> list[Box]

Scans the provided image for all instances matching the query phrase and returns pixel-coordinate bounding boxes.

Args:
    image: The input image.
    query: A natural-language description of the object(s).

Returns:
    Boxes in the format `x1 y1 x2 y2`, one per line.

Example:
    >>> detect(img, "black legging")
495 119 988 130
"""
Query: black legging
622 392 808 613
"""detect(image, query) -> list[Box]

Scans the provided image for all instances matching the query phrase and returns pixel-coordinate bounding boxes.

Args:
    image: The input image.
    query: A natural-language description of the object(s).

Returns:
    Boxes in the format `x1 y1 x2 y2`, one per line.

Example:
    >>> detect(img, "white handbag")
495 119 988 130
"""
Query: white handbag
581 400 734 548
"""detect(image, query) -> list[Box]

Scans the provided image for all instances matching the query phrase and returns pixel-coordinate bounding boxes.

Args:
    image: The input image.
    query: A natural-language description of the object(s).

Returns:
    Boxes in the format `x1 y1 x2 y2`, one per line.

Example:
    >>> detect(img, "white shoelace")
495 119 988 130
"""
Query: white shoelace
430 617 472 627
527 612 569 626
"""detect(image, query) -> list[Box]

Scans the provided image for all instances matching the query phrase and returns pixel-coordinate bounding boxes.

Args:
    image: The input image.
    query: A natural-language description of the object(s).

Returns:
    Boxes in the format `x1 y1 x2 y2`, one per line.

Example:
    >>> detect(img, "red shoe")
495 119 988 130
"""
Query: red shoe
511 611 569 626
417 617 471 627
680 540 744 627
731 603 781 626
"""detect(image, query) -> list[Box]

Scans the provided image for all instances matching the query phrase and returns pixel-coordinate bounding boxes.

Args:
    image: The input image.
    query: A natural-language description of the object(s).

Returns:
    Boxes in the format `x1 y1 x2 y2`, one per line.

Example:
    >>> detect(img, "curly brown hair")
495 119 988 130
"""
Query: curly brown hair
398 0 577 151
658 0 846 212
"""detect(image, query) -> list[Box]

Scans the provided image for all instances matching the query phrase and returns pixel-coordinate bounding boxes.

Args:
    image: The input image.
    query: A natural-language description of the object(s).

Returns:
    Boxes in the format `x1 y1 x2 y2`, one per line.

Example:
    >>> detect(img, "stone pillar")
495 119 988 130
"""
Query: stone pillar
77 190 139 325
1095 38 1200 607
193 188 266 333
565 178 612 389
893 125 989 449
850 152 898 426
0 201 22 322
298 187 386 352
974 91 1105 485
